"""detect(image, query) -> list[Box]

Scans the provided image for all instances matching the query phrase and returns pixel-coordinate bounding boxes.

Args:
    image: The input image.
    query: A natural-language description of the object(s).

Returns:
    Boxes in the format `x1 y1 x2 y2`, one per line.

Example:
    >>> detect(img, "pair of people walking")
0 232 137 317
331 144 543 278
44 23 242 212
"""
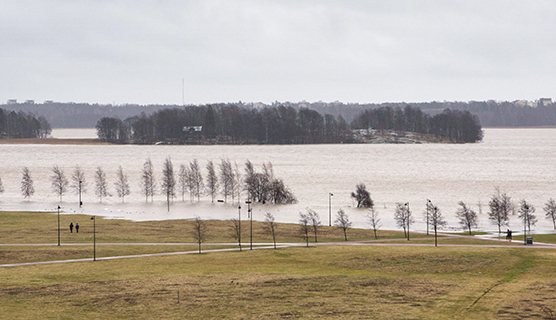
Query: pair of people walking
69 222 79 233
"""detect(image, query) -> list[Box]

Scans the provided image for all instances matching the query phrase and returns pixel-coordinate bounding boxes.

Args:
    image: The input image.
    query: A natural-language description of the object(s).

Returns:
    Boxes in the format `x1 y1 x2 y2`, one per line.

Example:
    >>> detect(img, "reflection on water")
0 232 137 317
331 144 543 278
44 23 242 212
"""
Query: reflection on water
0 128 555 233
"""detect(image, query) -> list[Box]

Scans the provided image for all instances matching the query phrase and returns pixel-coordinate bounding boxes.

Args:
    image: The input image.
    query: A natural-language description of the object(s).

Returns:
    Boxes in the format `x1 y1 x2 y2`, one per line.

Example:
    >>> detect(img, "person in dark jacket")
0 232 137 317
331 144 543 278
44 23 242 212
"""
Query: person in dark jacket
75 223 79 233
69 222 74 233
506 229 512 242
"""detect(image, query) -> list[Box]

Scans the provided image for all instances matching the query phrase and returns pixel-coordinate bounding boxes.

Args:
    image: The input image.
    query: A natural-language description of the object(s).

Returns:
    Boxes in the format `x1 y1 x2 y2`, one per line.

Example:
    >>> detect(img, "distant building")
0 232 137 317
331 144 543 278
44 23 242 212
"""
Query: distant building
24 100 35 104
7 99 17 105
539 98 552 106
44 100 54 104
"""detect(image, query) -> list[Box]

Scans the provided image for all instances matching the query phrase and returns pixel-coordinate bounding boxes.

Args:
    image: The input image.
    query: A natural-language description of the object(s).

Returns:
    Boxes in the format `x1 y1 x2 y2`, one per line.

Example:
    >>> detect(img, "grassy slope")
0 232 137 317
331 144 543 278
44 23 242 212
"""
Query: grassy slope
2 212 556 319
1 246 556 319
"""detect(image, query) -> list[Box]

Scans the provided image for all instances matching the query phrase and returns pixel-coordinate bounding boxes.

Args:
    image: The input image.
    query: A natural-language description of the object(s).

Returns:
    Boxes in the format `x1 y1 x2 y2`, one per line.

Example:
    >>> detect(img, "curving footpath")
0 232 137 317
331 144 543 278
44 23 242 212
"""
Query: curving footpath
2 233 556 268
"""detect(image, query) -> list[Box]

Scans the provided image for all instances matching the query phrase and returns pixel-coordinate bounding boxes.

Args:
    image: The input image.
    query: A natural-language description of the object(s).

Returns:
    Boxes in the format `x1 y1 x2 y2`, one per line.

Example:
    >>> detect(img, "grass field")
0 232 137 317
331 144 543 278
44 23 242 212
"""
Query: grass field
2 211 556 319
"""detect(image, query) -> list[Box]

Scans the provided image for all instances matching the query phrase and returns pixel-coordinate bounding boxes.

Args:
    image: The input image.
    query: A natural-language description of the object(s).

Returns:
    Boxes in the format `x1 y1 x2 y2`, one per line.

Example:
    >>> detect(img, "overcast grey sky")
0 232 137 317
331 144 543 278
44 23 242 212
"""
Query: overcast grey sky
2 0 555 105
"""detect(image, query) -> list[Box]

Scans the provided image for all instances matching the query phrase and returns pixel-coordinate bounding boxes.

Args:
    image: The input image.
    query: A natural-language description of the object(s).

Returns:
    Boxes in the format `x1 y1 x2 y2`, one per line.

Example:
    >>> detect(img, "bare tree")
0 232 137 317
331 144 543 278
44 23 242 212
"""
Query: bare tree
190 159 204 202
0 176 4 194
229 218 242 251
206 160 219 203
263 212 278 249
306 209 321 242
178 164 189 201
334 209 352 241
114 165 130 203
21 167 34 200
232 162 241 203
191 216 208 254
219 158 233 202
544 198 556 230
518 200 537 232
429 202 447 247
455 201 478 235
367 207 381 239
160 157 176 211
140 158 155 202
394 203 408 237
488 188 513 236
51 165 69 202
351 183 373 208
71 165 87 206
299 211 311 247
94 166 109 202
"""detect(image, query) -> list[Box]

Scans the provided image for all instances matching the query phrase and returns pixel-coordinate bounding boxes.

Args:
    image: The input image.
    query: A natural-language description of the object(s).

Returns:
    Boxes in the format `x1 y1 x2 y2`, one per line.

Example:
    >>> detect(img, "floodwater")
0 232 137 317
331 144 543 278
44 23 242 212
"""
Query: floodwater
1 128 555 233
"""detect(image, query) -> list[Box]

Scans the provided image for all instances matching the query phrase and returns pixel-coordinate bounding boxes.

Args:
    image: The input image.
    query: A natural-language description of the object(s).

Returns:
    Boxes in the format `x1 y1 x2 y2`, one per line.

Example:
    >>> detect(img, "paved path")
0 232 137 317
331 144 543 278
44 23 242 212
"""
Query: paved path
2 233 556 268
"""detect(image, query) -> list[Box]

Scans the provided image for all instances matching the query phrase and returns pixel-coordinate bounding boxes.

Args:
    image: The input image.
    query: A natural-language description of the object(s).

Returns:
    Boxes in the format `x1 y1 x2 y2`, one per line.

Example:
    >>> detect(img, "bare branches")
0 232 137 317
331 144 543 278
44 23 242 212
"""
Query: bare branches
51 165 69 202
334 209 352 241
455 201 478 235
140 158 156 203
205 160 218 203
94 166 109 203
191 216 208 254
161 157 175 211
21 167 34 200
114 165 130 203
263 212 277 249
544 198 556 230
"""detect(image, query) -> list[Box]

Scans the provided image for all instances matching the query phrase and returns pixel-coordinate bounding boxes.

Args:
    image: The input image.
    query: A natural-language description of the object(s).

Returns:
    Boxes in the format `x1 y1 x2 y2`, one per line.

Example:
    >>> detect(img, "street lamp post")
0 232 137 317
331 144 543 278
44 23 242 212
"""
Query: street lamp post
91 216 96 261
426 199 431 236
329 193 333 226
79 180 82 208
57 206 61 246
247 200 253 250
238 204 242 251
524 204 528 245
404 202 410 241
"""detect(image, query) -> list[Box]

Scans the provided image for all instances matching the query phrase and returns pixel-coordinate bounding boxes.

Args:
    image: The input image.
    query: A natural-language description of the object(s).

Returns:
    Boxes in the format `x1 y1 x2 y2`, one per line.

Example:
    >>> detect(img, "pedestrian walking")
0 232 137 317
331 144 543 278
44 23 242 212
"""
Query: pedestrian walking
75 223 79 233
69 222 74 233
506 229 512 242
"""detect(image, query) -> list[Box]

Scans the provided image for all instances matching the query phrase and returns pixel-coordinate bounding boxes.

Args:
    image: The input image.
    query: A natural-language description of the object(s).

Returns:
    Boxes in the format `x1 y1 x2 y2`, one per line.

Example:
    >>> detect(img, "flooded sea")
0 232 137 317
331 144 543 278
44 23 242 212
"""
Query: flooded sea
1 128 555 234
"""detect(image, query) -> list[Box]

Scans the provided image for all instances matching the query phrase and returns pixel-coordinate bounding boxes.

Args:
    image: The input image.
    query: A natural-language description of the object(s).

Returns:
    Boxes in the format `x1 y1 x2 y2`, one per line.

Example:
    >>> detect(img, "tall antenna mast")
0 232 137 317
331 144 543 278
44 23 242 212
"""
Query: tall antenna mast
182 78 185 106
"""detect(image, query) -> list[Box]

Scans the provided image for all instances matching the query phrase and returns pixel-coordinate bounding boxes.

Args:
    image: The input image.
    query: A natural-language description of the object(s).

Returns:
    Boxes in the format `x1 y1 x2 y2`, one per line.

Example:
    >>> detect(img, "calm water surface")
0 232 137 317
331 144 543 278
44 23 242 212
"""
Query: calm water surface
1 128 555 233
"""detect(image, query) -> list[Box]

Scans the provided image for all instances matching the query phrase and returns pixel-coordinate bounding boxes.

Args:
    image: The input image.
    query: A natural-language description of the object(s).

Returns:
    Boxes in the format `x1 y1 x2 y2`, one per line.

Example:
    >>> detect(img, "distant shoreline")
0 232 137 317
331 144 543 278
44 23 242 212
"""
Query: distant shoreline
0 138 109 145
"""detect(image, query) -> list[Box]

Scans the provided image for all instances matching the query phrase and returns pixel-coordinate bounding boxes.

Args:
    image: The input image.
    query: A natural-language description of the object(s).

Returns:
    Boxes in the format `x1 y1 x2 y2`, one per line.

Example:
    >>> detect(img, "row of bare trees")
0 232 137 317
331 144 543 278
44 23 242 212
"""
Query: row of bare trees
10 159 296 209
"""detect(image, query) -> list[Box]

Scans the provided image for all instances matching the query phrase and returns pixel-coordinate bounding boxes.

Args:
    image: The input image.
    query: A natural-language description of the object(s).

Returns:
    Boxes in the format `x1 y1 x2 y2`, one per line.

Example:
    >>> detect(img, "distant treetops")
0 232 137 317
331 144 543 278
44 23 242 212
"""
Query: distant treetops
0 108 51 139
95 104 483 145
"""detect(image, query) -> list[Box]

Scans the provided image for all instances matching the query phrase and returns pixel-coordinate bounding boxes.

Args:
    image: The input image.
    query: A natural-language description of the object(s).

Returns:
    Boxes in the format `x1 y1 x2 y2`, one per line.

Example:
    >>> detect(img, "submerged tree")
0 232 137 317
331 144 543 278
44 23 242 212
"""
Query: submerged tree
190 159 204 202
455 201 478 235
334 209 352 241
351 183 373 208
51 165 69 202
178 163 190 202
21 167 35 200
161 157 176 211
114 166 131 203
544 198 556 230
140 158 156 202
0 176 4 194
70 165 87 205
205 160 219 203
367 207 381 239
94 166 109 202
219 158 233 202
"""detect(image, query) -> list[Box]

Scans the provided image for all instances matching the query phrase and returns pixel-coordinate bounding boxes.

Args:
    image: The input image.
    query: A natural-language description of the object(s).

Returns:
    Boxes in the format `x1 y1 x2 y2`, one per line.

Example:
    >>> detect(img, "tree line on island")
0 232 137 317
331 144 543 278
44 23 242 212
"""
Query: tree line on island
13 158 296 211
0 108 52 139
95 104 483 145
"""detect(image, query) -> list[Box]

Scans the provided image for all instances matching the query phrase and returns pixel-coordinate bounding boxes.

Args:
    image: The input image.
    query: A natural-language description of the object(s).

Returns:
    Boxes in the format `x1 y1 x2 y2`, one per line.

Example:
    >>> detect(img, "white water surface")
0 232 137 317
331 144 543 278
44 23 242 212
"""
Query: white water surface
1 128 555 234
